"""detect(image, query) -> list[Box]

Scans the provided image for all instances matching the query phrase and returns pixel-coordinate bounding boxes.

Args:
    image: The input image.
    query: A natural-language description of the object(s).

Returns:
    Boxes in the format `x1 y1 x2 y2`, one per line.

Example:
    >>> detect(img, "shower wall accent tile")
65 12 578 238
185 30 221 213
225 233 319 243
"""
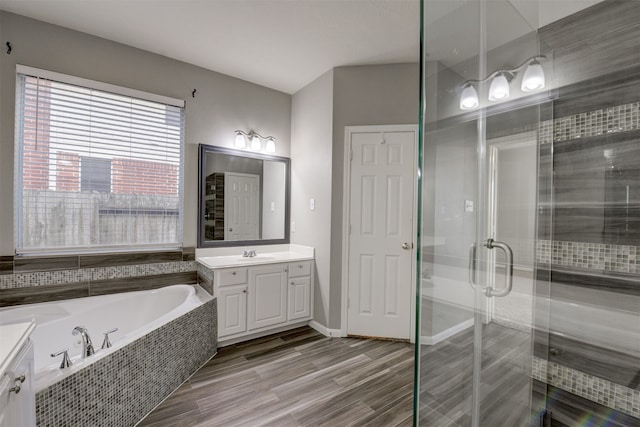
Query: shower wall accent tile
539 101 640 144
536 239 639 273
35 296 217 427
532 357 640 419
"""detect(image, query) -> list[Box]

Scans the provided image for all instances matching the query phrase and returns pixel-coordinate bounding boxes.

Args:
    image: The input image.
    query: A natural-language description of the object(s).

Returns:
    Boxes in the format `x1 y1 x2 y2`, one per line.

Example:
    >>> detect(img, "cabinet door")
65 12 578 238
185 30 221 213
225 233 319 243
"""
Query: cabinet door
248 265 288 330
288 276 311 321
1 341 35 427
218 285 247 337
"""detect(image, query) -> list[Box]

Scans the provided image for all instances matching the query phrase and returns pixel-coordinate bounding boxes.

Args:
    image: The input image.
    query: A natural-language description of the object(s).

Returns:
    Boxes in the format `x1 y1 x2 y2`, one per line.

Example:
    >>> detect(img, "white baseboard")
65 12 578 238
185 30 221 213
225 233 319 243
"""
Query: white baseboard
420 318 474 345
309 320 345 338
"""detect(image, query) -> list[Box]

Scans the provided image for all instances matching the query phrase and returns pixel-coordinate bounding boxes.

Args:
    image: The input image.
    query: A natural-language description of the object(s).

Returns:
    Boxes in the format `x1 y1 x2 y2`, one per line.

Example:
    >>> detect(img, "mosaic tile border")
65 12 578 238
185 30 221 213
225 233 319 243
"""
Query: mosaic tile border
536 239 639 273
0 260 196 289
35 295 217 427
539 101 640 144
532 357 640 419
196 260 215 295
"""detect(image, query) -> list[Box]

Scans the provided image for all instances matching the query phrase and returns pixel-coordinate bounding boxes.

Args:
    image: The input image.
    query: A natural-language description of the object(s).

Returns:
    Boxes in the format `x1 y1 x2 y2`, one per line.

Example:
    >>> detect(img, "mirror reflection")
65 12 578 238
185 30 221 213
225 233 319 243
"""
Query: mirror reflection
198 145 290 247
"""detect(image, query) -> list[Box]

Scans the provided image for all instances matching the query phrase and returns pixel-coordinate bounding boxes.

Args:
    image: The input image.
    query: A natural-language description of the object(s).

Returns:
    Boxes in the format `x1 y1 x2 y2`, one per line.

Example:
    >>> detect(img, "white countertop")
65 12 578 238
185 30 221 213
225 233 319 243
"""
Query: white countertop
198 251 314 269
0 321 35 378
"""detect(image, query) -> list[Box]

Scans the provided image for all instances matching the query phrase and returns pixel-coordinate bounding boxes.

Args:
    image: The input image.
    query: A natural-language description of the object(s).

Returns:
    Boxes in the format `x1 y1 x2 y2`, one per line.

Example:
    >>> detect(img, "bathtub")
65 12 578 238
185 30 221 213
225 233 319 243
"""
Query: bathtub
0 284 218 426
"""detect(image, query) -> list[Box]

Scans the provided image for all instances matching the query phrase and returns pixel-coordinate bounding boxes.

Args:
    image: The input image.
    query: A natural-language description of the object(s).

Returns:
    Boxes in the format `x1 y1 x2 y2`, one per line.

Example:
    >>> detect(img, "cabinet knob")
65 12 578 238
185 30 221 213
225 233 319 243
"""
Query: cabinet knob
242 289 247 293
232 271 236 275
291 282 295 285
298 264 303 268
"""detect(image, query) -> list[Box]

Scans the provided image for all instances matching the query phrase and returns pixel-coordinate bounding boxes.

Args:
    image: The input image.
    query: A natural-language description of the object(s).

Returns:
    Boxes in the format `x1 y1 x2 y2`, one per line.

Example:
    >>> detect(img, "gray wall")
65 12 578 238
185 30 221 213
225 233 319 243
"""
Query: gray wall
290 69 334 327
0 11 291 254
329 63 419 329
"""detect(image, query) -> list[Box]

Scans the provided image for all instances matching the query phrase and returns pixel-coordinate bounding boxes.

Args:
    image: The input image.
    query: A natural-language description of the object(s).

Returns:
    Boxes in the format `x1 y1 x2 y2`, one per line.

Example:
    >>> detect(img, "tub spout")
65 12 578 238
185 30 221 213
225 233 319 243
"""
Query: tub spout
72 326 95 357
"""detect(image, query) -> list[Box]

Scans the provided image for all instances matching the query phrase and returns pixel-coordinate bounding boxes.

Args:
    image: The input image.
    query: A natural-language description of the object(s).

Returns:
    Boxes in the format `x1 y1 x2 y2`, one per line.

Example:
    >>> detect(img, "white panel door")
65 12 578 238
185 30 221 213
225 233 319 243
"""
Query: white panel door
225 172 260 241
347 128 416 339
248 265 288 330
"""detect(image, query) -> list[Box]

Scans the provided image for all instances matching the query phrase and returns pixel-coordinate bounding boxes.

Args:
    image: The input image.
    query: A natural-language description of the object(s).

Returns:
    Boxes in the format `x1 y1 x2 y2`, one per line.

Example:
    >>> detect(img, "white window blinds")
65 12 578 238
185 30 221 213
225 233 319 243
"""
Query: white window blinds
15 66 185 254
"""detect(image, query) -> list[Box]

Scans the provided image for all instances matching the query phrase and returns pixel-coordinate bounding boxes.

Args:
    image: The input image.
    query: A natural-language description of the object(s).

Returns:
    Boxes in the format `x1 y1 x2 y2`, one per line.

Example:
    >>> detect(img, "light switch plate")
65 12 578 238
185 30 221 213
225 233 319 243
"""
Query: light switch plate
464 200 474 213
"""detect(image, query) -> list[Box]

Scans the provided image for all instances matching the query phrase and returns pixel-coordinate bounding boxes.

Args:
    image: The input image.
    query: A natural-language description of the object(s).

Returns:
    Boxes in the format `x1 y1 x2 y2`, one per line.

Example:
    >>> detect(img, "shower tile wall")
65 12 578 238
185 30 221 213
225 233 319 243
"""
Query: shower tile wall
534 74 640 423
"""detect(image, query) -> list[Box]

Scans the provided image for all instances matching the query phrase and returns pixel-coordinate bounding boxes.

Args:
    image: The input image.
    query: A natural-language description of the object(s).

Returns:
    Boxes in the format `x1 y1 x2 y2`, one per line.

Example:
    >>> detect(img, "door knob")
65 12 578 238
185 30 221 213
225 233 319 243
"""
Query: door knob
402 242 413 250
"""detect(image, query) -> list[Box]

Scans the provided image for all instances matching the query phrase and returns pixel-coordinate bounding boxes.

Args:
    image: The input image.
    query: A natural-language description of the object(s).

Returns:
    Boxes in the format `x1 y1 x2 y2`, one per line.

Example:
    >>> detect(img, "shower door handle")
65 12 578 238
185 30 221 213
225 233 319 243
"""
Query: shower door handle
484 238 513 297
468 243 478 290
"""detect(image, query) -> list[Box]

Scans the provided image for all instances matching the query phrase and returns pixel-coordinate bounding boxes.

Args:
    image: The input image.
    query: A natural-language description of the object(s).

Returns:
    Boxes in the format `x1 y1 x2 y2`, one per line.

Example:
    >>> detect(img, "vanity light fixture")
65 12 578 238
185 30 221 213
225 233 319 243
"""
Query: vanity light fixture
458 55 546 110
521 58 545 92
250 134 261 151
234 131 247 148
265 137 276 153
459 83 480 111
234 130 277 153
488 72 511 101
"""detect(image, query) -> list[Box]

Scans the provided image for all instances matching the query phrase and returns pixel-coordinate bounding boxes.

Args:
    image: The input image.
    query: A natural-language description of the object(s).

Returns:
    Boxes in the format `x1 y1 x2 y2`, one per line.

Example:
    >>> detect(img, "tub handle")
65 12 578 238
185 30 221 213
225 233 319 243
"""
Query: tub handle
51 349 73 369
102 328 119 349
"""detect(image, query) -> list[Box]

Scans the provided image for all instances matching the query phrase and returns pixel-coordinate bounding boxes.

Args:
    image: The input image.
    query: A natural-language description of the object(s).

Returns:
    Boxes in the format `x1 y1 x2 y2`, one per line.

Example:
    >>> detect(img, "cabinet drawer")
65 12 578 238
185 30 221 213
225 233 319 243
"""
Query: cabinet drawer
287 261 311 278
217 268 248 286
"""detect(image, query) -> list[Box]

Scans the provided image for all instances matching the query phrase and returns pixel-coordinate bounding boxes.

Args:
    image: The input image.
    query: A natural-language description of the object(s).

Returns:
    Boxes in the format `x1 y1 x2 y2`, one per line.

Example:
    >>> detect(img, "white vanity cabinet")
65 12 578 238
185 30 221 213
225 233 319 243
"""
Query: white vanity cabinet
213 259 313 342
0 336 35 427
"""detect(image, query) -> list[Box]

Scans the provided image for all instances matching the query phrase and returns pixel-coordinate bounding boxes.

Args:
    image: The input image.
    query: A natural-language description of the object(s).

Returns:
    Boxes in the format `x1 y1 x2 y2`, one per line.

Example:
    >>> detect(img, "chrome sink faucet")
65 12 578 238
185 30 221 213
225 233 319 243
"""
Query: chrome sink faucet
72 326 95 358
242 249 257 258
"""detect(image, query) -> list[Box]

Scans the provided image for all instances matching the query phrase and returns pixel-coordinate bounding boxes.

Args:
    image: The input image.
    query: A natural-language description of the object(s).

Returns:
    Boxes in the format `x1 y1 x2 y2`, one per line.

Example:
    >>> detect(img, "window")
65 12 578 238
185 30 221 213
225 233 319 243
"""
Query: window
15 65 185 254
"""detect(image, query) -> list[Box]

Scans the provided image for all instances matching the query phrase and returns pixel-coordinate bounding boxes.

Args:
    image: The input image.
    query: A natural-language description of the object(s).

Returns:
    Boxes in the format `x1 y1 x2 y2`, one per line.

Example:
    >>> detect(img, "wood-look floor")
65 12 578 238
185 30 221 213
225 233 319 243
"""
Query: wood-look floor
138 327 415 427
140 323 535 427
418 323 534 427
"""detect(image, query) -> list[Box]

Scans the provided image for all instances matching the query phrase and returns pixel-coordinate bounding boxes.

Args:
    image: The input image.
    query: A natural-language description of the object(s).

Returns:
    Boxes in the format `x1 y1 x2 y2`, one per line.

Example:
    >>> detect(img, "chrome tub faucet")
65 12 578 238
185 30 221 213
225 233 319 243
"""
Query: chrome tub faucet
242 249 257 258
72 326 95 358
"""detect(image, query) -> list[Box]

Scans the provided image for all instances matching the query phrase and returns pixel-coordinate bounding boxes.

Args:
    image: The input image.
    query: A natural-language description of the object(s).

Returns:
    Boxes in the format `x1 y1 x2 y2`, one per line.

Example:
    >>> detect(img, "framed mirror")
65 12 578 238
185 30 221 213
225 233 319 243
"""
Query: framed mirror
198 144 290 247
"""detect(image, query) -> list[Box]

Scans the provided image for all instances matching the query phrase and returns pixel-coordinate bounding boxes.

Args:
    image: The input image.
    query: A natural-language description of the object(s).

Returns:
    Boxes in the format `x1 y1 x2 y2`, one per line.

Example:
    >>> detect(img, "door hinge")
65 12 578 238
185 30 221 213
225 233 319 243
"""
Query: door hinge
349 224 352 234
350 150 353 161
347 297 350 308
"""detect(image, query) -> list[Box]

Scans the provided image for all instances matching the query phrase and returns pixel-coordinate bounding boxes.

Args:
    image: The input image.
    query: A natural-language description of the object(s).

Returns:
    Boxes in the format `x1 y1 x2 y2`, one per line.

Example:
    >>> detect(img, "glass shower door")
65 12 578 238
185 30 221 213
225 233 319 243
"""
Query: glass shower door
415 0 551 425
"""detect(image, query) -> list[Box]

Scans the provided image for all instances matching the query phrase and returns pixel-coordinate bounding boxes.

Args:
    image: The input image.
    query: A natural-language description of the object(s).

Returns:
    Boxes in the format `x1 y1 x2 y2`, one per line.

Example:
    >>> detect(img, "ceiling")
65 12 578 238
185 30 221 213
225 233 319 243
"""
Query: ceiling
0 0 603 95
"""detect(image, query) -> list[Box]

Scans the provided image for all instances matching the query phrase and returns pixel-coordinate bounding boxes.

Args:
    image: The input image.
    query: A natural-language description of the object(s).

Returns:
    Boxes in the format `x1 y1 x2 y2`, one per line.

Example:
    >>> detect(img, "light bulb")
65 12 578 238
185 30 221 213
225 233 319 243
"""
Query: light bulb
459 84 479 110
488 73 510 101
521 61 545 92
234 132 246 148
265 138 276 153
250 135 261 150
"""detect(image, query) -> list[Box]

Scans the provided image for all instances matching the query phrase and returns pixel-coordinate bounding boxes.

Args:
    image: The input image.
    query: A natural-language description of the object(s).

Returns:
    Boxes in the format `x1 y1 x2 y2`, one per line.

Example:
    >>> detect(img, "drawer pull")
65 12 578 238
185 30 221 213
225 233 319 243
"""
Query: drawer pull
232 272 236 275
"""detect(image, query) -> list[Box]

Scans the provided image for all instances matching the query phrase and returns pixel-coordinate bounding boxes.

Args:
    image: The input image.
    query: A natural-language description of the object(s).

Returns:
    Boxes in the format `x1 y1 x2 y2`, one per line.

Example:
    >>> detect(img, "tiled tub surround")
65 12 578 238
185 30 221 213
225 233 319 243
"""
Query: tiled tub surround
22 285 217 427
0 248 197 307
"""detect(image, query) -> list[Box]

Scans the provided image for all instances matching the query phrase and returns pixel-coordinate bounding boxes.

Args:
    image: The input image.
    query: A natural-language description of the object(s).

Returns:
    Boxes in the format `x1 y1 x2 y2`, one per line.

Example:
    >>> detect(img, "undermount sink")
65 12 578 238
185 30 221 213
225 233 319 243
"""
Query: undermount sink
196 248 314 269
236 256 276 262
